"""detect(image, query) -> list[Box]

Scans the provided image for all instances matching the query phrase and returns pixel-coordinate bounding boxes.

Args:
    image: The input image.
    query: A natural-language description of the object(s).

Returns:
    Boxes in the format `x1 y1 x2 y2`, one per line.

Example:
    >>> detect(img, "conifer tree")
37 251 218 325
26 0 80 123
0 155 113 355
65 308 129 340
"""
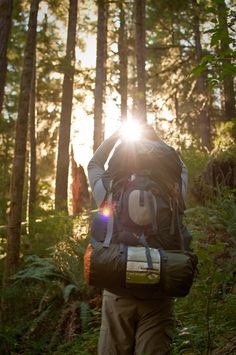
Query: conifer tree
93 0 108 152
55 0 78 211
28 56 37 225
192 0 211 149
135 0 146 123
217 0 236 122
0 0 13 114
118 1 128 122
4 0 40 284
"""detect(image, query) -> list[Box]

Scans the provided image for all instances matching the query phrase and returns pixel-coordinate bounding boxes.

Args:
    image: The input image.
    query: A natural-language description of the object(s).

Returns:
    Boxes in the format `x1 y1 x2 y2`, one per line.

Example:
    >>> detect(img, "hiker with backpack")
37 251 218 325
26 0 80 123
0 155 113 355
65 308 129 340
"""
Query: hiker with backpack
86 123 194 355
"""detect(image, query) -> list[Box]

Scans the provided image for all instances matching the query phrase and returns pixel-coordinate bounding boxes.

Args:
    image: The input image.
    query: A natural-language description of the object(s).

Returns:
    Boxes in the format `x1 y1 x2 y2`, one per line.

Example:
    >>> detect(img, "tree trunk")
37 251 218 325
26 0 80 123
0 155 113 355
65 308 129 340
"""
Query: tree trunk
93 0 108 152
3 0 40 285
174 92 179 124
135 0 146 123
193 0 211 149
29 55 37 226
55 0 78 211
0 0 13 114
218 0 236 122
118 1 128 122
71 148 89 215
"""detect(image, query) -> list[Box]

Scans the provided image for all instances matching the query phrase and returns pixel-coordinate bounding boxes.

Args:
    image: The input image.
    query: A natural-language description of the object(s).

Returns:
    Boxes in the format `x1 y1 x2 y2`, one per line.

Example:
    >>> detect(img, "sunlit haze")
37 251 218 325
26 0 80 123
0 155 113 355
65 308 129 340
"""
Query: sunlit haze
39 4 177 173
121 120 141 141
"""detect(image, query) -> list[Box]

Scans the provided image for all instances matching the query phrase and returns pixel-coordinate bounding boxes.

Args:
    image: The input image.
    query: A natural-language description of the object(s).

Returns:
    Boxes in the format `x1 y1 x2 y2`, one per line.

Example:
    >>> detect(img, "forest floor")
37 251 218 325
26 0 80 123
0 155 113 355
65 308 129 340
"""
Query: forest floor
0 190 236 354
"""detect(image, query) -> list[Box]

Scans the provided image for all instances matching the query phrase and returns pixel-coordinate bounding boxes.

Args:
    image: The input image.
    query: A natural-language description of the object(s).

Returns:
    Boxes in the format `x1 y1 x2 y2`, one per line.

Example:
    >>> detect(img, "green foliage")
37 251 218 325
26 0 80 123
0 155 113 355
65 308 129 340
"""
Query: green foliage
23 210 74 257
53 327 99 355
0 212 98 354
181 146 209 206
172 192 236 354
213 123 236 152
1 188 236 354
193 0 236 87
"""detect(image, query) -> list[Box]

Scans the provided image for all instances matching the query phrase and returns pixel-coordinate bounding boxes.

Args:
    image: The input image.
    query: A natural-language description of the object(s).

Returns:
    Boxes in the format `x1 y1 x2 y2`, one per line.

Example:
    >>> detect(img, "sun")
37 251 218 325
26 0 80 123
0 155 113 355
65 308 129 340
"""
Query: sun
120 120 142 141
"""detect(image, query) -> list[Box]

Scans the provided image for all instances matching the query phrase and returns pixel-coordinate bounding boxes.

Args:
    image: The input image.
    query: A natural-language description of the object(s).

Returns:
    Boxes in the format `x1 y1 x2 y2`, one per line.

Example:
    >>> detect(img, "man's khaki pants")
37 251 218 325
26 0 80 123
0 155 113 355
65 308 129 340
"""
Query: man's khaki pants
98 290 175 355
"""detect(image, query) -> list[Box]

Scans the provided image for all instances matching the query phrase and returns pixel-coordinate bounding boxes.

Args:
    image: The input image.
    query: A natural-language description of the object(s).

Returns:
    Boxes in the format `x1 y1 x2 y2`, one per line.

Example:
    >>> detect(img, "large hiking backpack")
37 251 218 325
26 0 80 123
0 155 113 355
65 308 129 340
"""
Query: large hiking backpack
84 140 198 296
104 140 185 250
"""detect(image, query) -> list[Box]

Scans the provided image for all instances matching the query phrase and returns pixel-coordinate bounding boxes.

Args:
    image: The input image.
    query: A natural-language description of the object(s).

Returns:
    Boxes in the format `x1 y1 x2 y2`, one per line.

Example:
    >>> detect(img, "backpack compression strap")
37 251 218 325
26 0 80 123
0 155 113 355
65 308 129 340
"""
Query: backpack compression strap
103 181 114 248
147 190 158 233
139 233 154 269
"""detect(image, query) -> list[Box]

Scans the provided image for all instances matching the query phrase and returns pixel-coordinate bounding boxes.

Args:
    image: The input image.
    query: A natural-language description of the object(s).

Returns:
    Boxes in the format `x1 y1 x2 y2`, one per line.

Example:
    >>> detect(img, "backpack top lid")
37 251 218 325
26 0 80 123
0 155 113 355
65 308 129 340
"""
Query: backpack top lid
107 140 182 189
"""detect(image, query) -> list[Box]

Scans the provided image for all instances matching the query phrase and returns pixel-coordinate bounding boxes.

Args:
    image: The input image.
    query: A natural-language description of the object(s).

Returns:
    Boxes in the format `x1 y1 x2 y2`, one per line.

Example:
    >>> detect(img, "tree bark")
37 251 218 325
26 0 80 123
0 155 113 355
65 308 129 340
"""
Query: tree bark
193 0 211 149
118 1 128 122
93 0 108 152
29 56 37 224
0 0 13 114
135 0 146 123
218 0 236 122
71 148 89 215
55 0 78 211
3 0 40 285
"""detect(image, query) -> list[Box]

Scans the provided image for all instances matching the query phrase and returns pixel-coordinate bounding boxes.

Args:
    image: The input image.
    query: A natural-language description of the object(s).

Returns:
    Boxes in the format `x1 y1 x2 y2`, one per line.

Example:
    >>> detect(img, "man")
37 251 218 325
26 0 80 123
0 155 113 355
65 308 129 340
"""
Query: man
87 124 188 355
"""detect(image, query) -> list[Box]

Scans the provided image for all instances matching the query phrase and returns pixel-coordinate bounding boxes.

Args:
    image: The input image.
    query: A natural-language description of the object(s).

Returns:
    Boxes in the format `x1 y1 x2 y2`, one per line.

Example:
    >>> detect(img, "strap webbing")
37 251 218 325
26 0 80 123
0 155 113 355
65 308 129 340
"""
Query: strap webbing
139 233 153 269
139 190 145 206
103 212 114 248
103 181 114 248
170 198 175 235
147 190 157 233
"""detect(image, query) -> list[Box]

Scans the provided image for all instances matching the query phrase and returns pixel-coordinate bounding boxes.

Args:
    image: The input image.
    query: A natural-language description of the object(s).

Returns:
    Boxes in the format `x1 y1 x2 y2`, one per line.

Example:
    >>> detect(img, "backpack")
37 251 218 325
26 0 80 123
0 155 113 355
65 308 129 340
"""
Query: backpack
103 140 185 250
84 139 198 296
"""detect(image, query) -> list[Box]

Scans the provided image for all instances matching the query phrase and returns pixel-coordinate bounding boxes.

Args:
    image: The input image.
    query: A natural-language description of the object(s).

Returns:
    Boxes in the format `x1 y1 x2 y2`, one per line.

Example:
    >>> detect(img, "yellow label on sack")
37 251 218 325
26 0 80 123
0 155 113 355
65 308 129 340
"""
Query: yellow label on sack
126 247 161 285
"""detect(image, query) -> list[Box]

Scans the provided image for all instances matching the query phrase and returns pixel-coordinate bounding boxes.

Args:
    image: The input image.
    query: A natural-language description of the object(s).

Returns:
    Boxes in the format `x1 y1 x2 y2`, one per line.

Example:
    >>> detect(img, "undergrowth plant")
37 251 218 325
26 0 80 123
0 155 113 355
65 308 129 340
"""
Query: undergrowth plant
1 157 235 354
172 191 236 355
0 211 100 354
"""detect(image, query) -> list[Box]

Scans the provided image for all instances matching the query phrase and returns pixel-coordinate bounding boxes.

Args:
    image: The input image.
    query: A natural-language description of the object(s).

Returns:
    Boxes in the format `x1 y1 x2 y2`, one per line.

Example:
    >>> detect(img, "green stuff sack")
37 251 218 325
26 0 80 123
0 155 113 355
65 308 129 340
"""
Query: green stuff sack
84 242 126 289
84 241 198 297
160 250 198 297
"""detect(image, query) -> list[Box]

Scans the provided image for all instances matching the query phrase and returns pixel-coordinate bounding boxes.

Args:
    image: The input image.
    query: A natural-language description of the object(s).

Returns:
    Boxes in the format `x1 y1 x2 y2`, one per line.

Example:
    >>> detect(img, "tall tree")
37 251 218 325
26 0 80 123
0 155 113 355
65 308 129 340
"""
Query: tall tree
55 0 78 211
0 0 13 115
217 0 235 122
35 13 63 208
118 1 128 122
28 55 37 224
135 0 146 123
93 0 108 152
71 148 89 215
3 0 40 284
193 0 211 149
0 2 27 226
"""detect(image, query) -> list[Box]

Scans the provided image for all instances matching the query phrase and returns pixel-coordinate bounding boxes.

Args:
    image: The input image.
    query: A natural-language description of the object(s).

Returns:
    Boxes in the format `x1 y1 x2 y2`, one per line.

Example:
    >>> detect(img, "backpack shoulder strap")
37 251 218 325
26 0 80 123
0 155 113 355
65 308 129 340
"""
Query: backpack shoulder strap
103 180 114 248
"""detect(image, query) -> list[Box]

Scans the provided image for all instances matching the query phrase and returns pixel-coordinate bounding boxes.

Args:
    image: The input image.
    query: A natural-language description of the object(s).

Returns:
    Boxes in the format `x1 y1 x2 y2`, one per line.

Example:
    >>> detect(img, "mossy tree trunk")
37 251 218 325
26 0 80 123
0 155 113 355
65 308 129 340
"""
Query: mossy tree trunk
218 0 236 122
135 0 146 124
193 0 211 149
93 0 108 152
0 0 13 114
29 55 37 227
3 0 40 285
118 1 128 122
55 0 78 212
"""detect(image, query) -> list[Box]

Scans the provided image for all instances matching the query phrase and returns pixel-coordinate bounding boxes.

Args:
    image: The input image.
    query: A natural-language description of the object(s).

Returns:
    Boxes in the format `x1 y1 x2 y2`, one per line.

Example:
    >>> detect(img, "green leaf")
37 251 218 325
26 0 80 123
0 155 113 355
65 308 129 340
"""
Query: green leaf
211 31 222 46
63 284 79 302
222 63 236 76
192 64 206 76
201 54 215 64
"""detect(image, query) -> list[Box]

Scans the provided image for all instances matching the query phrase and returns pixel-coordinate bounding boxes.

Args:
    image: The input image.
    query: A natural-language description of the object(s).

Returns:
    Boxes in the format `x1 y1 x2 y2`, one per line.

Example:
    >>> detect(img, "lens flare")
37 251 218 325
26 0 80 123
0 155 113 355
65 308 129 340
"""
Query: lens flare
101 207 112 217
121 120 141 141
